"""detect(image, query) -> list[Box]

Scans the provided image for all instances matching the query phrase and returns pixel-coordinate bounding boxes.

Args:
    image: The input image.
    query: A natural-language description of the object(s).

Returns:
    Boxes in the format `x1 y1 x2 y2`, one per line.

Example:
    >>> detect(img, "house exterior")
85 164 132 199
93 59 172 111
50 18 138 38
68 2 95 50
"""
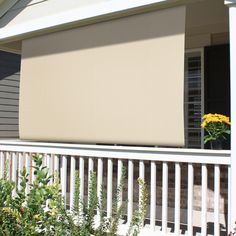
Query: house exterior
0 0 235 235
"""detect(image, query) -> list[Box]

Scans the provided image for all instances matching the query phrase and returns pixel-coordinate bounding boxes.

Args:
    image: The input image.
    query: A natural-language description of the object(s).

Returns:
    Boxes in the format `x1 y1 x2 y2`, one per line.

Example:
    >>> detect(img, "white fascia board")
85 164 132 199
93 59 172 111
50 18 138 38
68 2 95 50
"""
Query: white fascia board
0 0 19 18
225 0 236 5
0 0 172 42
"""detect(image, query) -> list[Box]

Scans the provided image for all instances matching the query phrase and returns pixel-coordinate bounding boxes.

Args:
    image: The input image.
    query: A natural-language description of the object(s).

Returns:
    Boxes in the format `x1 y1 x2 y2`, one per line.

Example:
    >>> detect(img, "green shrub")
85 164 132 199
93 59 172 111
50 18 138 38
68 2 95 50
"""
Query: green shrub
0 155 70 236
0 154 147 236
126 178 148 236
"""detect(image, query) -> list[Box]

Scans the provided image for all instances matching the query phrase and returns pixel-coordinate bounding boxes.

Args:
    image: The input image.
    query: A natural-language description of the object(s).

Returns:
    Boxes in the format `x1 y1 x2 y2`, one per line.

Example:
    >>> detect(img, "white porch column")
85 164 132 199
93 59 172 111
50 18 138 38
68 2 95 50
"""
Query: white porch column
226 0 236 230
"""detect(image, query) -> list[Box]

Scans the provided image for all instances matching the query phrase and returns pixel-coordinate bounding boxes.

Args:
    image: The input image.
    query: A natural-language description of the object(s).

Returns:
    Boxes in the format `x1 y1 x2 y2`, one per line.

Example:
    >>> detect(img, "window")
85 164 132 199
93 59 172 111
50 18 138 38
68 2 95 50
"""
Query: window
184 50 204 148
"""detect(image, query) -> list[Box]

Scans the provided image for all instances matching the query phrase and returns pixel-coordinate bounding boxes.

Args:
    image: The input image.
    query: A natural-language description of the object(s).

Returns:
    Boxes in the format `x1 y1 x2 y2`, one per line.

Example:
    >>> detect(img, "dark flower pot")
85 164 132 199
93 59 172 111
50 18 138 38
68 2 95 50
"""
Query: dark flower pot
210 140 223 150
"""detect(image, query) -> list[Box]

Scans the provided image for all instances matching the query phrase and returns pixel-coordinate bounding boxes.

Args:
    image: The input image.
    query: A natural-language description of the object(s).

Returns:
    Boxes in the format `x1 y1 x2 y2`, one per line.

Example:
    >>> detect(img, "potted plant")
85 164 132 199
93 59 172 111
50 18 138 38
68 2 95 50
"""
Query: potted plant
201 113 231 149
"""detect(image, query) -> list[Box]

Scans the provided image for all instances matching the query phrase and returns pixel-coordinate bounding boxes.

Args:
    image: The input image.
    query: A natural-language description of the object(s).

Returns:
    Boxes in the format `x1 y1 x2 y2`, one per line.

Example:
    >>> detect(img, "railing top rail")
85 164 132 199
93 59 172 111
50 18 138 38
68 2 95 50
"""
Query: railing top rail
0 139 231 165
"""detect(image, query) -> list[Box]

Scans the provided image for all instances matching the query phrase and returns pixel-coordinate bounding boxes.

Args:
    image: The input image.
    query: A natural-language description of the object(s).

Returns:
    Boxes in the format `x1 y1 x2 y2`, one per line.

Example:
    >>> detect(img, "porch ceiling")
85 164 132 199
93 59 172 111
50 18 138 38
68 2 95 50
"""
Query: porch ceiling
0 0 229 53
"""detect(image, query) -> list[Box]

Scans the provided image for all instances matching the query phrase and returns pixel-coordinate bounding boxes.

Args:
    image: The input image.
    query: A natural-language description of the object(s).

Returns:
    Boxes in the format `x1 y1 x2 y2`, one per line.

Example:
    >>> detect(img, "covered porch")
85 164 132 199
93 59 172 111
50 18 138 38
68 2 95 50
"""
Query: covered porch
0 0 236 235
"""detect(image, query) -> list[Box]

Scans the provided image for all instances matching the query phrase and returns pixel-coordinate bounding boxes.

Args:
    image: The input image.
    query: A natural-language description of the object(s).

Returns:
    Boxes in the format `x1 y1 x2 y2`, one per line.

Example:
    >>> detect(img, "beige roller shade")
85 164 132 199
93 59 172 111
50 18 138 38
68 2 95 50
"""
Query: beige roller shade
19 6 186 146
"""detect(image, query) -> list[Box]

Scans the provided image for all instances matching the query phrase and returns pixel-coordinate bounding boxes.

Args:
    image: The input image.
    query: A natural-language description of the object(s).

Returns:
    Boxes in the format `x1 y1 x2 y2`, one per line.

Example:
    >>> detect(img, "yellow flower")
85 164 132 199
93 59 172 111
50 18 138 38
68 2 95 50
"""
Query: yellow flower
201 121 207 128
201 113 230 144
201 113 230 127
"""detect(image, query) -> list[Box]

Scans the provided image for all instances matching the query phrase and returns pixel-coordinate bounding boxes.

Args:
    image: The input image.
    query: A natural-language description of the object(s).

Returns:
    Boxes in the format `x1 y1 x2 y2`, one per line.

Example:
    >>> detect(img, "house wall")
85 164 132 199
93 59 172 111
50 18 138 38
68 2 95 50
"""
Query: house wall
0 50 20 138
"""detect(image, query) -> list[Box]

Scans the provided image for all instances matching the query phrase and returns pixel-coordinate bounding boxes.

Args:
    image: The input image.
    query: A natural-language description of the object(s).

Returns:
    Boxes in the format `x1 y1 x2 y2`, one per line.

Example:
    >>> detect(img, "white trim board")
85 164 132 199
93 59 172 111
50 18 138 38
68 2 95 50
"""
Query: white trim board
225 0 236 5
0 44 21 54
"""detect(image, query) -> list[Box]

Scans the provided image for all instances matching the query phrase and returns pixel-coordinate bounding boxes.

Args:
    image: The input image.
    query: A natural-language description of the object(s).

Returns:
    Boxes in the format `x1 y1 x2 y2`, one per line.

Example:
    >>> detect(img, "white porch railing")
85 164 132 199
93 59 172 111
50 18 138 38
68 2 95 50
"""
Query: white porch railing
0 140 231 236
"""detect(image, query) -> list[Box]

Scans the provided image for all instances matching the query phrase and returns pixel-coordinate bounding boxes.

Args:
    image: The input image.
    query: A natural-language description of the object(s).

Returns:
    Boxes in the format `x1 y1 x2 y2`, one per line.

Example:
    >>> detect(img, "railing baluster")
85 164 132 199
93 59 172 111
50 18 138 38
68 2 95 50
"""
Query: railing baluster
18 152 24 189
49 155 53 184
45 154 53 211
70 156 76 211
61 155 67 205
42 153 47 167
12 152 17 196
162 162 168 235
88 157 94 203
214 164 220 236
139 160 145 210
32 154 36 183
228 165 231 234
88 157 94 177
79 157 85 202
97 158 103 221
174 162 181 236
139 160 145 228
139 160 145 180
54 154 59 177
188 163 194 236
117 159 123 208
201 164 208 236
128 160 134 223
25 153 31 194
150 161 156 231
6 151 10 179
46 154 53 185
0 151 4 178
46 153 50 168
107 158 113 217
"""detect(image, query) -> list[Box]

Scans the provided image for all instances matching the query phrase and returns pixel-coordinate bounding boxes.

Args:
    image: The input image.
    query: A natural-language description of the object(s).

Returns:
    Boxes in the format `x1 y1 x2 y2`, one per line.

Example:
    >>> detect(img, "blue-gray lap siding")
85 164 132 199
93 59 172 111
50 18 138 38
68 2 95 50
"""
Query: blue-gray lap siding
0 51 20 138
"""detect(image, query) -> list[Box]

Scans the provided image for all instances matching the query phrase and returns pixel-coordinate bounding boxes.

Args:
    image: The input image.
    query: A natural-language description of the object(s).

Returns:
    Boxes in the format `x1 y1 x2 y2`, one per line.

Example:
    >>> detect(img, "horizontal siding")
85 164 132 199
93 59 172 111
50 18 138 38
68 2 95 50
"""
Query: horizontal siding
0 51 20 138
0 124 19 130
0 117 18 124
0 79 19 86
0 98 19 105
0 111 18 118
0 131 19 138
0 92 19 99
0 85 19 92
0 105 19 112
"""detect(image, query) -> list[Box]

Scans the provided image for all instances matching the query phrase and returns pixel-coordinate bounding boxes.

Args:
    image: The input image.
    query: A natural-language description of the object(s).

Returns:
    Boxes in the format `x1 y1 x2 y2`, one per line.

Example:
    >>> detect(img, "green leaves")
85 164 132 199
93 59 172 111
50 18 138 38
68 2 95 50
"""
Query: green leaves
126 178 148 236
203 122 230 144
0 154 148 236
0 154 68 236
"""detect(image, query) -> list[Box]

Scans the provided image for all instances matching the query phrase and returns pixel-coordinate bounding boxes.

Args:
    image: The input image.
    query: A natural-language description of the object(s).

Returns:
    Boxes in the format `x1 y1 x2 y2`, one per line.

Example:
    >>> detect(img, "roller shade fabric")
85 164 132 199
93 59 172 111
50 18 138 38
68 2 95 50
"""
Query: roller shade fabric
19 6 186 146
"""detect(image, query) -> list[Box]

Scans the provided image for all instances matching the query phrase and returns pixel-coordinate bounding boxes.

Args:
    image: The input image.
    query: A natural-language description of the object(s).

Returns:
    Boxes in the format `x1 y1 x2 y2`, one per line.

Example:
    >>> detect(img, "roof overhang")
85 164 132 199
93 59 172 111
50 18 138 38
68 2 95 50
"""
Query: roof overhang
0 0 190 44
0 0 19 18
